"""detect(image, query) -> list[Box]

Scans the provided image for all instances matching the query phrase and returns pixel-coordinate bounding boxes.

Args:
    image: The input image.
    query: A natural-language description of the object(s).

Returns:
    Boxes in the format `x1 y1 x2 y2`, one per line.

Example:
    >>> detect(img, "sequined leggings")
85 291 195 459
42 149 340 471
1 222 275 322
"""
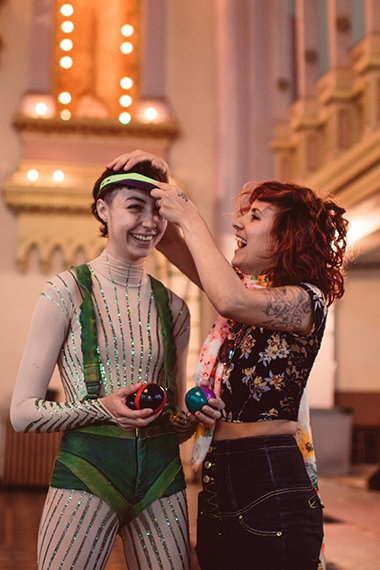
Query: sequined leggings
37 487 190 570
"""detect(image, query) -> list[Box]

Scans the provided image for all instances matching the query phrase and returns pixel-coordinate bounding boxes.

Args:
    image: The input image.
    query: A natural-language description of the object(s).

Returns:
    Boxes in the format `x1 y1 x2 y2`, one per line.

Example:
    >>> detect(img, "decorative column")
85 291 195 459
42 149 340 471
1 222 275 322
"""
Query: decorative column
351 0 380 137
271 0 297 182
291 0 322 181
272 0 323 182
318 0 357 160
215 0 287 258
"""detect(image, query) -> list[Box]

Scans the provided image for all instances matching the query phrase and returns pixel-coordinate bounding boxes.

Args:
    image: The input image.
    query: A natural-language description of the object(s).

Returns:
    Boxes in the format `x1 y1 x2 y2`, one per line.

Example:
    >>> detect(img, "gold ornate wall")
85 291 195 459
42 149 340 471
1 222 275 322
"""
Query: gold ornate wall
272 32 380 260
2 0 179 274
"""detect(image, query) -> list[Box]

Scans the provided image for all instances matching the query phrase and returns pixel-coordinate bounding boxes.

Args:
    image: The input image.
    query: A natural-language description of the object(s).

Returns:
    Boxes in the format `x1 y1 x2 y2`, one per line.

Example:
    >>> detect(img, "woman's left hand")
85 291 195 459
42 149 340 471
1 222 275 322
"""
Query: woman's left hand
187 395 225 427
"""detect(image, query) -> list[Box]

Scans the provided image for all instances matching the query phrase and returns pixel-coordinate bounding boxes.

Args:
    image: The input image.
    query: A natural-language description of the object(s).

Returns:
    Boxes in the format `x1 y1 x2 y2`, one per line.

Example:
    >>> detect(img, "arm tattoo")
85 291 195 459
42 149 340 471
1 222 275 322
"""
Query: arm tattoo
261 287 311 331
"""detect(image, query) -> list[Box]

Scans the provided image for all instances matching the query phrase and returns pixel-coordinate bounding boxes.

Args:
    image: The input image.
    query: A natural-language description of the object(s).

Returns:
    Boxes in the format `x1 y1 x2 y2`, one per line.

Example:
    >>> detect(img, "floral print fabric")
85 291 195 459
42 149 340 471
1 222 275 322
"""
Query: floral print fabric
221 283 327 423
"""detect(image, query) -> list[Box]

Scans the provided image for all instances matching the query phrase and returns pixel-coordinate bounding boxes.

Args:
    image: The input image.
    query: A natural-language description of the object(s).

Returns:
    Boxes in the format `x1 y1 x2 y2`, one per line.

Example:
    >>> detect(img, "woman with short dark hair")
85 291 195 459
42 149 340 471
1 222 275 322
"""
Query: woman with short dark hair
11 160 222 570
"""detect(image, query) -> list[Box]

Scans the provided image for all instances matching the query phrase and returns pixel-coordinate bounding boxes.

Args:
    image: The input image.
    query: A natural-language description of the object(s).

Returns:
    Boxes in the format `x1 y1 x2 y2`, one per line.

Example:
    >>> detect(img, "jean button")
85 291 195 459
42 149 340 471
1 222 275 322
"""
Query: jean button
276 531 282 536
205 461 212 469
203 475 211 483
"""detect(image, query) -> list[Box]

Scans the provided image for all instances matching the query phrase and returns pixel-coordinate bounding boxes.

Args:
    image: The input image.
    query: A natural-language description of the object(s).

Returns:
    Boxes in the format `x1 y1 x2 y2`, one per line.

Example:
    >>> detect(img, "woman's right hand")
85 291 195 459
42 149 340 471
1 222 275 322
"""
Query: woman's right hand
106 149 169 176
100 383 162 431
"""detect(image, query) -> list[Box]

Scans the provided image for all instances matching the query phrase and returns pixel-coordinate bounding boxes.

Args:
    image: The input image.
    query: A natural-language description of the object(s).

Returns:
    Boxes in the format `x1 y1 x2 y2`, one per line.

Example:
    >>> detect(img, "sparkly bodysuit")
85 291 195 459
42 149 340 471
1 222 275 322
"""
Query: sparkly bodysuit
11 250 191 570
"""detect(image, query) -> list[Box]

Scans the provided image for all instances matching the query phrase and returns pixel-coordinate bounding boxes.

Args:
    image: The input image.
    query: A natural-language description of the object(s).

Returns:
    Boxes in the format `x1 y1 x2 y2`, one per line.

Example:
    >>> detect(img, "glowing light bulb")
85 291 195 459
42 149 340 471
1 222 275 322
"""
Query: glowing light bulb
53 170 65 183
61 21 74 33
60 56 73 69
119 95 132 107
61 4 74 17
121 25 134 37
120 42 133 54
60 38 73 51
145 107 158 121
120 77 133 89
35 102 48 116
61 109 71 121
119 112 131 125
58 92 71 104
27 169 39 182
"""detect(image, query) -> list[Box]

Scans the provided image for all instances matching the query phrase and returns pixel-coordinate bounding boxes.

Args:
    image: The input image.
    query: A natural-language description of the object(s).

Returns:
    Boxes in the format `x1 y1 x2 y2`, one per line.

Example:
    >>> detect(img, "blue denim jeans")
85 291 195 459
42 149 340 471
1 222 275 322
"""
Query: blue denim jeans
196 434 323 570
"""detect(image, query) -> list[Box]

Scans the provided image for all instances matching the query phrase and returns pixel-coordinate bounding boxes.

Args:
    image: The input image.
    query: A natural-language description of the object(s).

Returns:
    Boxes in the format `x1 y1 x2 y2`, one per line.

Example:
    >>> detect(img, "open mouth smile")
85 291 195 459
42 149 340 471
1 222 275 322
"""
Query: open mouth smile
131 233 155 243
236 236 247 248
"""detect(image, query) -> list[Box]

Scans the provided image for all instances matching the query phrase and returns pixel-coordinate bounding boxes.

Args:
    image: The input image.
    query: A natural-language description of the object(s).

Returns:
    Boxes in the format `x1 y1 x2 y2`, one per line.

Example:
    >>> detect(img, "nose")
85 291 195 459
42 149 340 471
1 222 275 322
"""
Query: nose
233 216 244 231
141 207 160 228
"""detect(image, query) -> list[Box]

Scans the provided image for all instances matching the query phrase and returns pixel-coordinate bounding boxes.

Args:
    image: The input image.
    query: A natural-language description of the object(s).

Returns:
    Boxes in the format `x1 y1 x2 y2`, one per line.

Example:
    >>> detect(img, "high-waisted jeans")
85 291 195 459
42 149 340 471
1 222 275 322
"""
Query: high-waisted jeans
196 434 324 570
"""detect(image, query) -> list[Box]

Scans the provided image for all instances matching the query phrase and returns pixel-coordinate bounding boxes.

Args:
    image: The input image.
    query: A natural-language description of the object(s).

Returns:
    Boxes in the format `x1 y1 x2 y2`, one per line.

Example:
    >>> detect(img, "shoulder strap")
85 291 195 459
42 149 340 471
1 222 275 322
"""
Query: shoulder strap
149 275 177 414
72 265 178 408
71 264 102 400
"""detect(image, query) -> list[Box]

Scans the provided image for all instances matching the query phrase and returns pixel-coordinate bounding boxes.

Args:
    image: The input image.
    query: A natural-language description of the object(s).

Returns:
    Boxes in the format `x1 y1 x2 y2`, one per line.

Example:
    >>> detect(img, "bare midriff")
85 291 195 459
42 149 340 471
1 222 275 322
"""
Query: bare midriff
213 419 297 441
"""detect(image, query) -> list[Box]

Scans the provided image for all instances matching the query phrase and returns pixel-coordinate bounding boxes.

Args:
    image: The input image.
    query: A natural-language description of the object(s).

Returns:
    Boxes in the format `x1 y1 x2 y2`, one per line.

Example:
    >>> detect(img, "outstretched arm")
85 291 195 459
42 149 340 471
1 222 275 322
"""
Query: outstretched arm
151 183 313 334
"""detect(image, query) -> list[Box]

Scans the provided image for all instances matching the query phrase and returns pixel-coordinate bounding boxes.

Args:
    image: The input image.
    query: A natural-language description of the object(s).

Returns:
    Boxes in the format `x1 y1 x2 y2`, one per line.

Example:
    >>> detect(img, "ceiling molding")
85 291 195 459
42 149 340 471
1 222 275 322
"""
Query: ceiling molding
13 114 180 140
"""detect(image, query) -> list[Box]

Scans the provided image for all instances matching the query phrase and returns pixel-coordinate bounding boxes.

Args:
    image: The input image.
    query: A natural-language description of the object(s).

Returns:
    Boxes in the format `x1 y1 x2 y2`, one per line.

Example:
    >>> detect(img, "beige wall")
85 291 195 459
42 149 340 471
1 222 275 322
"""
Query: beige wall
336 267 380 393
0 0 32 271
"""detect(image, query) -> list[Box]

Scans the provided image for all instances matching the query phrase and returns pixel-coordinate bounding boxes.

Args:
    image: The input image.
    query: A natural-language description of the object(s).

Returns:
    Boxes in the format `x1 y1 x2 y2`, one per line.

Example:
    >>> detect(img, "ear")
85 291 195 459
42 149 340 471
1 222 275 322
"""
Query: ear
96 199 108 222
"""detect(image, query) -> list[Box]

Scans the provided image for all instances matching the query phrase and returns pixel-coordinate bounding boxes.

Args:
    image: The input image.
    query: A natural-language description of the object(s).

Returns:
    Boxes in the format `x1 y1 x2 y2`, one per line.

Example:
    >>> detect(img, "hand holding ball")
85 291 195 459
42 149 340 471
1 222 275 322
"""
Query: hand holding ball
185 386 216 415
126 383 166 414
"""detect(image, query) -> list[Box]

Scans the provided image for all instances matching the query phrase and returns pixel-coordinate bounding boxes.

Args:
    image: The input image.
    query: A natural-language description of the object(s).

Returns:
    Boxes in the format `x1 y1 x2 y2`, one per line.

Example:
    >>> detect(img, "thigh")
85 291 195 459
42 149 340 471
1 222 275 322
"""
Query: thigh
120 490 190 570
38 487 119 570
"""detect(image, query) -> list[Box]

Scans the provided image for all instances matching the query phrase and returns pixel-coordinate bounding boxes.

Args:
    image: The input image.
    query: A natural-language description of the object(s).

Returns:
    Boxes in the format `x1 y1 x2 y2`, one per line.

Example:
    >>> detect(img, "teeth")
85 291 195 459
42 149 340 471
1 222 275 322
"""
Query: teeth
133 234 154 242
236 236 247 248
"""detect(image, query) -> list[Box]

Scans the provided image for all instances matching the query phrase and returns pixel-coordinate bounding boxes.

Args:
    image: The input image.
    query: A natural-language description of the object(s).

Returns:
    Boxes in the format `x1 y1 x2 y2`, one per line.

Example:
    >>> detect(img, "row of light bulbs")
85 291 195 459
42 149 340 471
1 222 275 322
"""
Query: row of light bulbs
24 5 162 124
28 170 65 183
58 3 136 124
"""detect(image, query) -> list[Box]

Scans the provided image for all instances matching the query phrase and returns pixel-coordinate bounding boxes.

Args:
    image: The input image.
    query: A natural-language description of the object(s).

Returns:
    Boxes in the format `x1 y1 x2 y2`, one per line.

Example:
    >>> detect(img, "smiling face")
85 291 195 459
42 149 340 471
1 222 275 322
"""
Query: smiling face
231 200 278 276
96 187 167 264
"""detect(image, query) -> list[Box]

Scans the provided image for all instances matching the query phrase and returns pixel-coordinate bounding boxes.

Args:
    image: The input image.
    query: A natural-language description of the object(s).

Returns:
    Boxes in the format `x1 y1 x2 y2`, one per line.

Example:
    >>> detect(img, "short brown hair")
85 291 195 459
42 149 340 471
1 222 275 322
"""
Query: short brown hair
91 161 168 237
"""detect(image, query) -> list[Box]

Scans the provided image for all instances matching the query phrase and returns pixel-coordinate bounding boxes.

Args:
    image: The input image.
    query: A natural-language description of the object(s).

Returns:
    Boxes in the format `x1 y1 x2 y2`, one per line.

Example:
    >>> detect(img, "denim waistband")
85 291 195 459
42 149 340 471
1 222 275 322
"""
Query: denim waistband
209 433 297 455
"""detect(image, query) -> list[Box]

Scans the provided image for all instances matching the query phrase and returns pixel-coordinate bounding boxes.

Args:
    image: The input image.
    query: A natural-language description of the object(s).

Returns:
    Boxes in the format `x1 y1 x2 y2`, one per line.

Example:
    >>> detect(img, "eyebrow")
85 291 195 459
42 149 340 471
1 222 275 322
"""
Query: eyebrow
124 194 148 203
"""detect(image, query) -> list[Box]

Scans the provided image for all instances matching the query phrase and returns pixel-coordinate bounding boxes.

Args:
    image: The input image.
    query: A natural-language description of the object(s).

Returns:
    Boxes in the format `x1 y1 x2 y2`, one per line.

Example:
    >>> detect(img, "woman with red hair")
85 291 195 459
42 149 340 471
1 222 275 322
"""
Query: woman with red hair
108 151 349 570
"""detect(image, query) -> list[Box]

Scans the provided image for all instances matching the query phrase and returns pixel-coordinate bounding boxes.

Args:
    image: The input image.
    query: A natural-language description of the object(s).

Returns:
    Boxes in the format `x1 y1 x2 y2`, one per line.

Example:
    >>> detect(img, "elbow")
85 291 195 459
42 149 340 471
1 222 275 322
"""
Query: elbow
10 406 27 433
215 299 236 320
213 293 249 323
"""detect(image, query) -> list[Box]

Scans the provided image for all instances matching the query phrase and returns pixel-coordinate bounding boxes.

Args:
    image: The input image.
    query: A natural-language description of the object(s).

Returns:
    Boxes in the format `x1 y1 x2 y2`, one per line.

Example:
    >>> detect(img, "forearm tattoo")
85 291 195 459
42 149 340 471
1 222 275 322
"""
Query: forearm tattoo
261 287 311 331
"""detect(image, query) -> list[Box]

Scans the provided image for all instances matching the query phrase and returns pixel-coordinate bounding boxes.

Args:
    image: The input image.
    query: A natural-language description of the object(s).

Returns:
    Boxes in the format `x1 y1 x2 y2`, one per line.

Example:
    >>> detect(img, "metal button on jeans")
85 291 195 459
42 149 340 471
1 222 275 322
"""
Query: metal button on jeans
204 461 212 469
203 475 211 483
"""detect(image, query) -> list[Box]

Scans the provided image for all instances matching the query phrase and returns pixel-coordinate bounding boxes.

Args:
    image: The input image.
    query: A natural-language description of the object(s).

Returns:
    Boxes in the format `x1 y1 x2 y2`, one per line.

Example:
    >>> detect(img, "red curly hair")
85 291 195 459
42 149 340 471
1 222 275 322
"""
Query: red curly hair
236 181 349 305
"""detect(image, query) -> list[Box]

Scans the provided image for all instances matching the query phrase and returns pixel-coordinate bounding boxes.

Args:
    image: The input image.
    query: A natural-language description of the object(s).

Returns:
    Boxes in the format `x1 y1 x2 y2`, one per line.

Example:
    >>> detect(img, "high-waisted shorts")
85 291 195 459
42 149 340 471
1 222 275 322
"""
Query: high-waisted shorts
50 421 185 525
196 434 324 570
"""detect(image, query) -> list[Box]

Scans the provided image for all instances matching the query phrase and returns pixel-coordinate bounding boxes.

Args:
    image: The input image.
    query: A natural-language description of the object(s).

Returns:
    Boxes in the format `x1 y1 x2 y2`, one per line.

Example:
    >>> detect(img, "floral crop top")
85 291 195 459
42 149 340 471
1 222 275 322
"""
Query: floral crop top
221 283 327 423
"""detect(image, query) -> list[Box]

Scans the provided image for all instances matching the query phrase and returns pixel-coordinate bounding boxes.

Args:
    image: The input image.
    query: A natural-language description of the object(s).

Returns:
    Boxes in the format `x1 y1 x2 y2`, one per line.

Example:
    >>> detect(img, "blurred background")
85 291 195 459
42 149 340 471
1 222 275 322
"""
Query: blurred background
0 1 380 569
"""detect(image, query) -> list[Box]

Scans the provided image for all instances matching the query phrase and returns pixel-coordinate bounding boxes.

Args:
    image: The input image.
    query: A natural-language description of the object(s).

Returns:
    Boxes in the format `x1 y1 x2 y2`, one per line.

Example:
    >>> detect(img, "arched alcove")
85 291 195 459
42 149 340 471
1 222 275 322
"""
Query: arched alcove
25 243 42 274
49 245 66 275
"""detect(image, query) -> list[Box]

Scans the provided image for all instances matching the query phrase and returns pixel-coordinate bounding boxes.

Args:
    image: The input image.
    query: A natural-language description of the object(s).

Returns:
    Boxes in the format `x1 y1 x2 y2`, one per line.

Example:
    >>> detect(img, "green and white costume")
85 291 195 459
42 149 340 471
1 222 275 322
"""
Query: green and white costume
11 250 191 570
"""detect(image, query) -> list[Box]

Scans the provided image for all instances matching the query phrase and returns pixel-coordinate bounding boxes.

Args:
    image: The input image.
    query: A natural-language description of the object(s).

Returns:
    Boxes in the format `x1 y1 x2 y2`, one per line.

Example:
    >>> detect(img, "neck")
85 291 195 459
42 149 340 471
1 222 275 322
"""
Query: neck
90 249 146 287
